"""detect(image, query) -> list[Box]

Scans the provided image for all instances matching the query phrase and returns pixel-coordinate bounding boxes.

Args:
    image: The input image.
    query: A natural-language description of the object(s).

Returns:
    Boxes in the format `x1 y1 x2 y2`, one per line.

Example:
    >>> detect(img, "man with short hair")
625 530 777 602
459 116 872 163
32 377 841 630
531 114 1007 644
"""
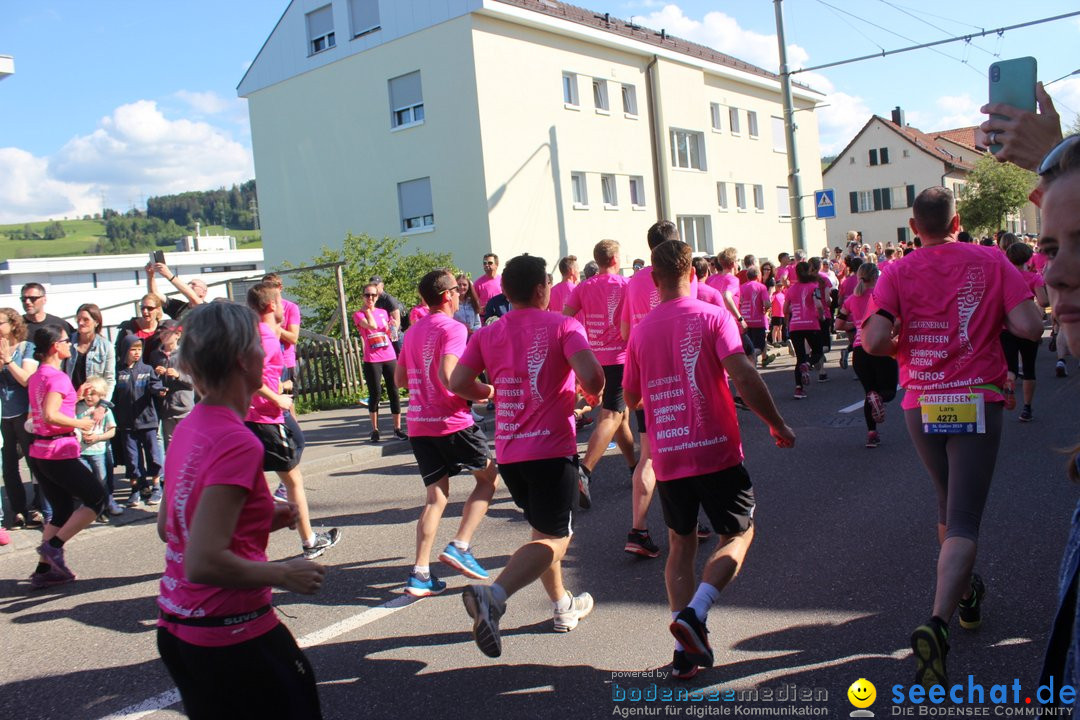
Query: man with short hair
564 239 635 508
449 254 604 657
624 239 794 680
774 252 793 289
395 269 499 596
20 283 74 338
147 262 207 320
548 256 579 314
864 186 1043 689
474 254 502 320
736 254 757 284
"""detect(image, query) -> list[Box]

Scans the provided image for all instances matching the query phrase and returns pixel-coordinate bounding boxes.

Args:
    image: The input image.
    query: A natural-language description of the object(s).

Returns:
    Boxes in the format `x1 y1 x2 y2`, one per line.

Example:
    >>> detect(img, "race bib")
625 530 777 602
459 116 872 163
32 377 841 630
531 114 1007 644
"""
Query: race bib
919 392 985 435
368 331 390 350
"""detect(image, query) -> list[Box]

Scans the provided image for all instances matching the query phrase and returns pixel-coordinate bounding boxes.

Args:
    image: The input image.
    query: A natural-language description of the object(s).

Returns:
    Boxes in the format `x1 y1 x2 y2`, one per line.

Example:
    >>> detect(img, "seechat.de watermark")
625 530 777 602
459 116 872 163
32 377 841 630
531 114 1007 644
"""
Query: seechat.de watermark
887 675 1075 716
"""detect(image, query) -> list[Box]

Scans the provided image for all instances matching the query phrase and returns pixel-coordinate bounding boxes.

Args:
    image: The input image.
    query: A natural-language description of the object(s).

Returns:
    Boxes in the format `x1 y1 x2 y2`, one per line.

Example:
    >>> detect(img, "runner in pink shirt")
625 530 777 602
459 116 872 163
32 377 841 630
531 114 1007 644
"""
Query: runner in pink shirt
354 283 405 442
474 253 503 320
770 288 788 347
408 303 431 326
739 268 774 368
23 325 102 589
784 263 827 399
449 254 604 657
692 258 722 308
564 239 635 501
261 273 307 503
394 269 499 597
836 257 863 370
155 301 325 718
247 283 341 561
548 255 579 313
863 186 1043 689
774 253 793 288
705 248 745 331
623 239 793 680
1001 243 1051 422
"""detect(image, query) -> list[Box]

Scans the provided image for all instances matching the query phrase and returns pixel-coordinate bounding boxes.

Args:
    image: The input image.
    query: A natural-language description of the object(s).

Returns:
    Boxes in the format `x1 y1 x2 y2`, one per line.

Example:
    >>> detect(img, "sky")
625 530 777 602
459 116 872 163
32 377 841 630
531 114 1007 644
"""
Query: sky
0 0 1077 224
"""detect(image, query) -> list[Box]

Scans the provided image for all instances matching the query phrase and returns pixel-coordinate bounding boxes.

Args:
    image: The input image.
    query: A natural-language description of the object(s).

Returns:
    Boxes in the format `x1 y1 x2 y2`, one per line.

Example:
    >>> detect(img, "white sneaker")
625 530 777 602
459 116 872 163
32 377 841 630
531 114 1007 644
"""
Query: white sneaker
553 591 594 632
107 498 124 516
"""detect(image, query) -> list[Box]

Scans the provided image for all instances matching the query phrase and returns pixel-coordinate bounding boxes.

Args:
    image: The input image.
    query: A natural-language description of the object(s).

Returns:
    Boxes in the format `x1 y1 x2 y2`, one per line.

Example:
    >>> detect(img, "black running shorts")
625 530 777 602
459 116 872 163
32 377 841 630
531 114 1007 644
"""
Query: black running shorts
601 364 626 412
245 421 300 472
657 464 755 537
409 424 491 486
746 327 767 352
498 456 578 538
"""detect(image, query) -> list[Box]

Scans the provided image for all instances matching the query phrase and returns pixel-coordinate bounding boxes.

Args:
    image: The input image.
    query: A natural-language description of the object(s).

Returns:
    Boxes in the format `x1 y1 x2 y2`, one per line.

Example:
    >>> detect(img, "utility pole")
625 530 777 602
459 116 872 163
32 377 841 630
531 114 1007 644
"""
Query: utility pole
773 0 807 254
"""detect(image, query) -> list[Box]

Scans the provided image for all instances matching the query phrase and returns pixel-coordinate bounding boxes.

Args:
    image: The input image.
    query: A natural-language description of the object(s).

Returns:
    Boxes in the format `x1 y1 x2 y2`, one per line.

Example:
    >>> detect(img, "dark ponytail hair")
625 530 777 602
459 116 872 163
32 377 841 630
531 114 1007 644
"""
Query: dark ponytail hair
33 325 67 362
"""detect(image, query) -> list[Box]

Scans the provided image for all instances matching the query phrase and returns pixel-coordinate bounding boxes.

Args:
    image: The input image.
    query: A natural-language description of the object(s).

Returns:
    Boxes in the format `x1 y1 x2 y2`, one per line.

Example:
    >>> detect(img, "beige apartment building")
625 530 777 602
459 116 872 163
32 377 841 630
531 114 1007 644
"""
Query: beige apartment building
239 0 828 273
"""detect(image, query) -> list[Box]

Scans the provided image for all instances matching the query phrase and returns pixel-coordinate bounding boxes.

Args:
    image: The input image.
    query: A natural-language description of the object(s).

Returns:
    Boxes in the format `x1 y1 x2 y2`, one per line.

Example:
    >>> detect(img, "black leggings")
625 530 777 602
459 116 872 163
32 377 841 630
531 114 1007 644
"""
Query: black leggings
362 360 400 414
852 347 899 430
158 623 323 720
28 456 107 526
790 329 824 386
1000 331 1039 380
1 414 33 516
903 403 1004 541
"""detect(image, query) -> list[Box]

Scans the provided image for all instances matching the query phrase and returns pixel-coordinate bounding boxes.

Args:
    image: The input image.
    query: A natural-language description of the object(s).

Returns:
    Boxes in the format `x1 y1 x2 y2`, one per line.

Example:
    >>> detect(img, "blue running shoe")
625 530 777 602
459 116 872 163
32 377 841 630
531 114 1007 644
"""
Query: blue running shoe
405 571 447 597
439 543 489 580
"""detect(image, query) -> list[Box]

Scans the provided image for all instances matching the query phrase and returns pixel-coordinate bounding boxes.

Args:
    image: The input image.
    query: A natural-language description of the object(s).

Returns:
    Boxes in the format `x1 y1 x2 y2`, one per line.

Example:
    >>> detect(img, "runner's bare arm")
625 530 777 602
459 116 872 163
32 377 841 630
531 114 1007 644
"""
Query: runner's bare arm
567 348 604 397
438 354 459 388
723 353 794 447
624 389 642 411
862 314 897 357
1004 299 1045 342
447 361 494 403
620 319 631 341
393 362 407 388
279 322 299 346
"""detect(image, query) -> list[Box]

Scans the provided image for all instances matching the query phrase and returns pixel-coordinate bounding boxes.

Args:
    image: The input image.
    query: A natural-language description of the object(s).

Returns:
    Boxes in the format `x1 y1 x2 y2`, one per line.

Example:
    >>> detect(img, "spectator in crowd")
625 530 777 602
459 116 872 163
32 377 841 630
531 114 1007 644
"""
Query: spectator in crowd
474 254 503 321
21 283 74 338
0 307 45 529
147 262 207 320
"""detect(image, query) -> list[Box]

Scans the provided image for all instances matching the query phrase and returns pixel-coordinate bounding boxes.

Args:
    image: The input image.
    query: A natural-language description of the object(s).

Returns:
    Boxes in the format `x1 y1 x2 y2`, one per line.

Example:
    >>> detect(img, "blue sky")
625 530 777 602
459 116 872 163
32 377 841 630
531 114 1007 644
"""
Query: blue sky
0 0 1076 223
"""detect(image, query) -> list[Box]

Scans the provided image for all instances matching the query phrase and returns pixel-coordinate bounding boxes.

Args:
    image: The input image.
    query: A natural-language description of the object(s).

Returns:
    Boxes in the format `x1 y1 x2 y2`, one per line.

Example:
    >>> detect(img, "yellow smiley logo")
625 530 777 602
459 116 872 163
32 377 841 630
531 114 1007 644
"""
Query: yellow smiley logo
848 678 876 708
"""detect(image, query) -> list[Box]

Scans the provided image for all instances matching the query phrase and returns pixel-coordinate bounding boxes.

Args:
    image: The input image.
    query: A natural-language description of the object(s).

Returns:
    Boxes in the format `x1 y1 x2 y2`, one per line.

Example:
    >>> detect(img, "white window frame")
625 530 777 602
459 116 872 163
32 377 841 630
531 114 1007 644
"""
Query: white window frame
601 174 618 209
348 0 380 38
776 186 790 219
857 190 874 213
677 216 711 254
562 73 579 108
622 84 638 117
729 106 741 135
710 103 722 132
306 5 336 55
747 111 759 138
753 184 764 212
629 176 646 209
717 182 728 211
735 183 747 212
669 128 706 171
398 177 435 234
571 172 588 209
389 71 424 130
771 116 786 153
592 78 609 113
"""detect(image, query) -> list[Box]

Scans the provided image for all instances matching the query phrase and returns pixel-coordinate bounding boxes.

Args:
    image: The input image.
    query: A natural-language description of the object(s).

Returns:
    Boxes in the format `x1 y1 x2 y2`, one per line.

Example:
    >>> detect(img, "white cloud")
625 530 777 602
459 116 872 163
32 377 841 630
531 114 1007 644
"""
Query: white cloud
817 91 874 155
1053 76 1080 132
175 90 234 115
0 99 253 223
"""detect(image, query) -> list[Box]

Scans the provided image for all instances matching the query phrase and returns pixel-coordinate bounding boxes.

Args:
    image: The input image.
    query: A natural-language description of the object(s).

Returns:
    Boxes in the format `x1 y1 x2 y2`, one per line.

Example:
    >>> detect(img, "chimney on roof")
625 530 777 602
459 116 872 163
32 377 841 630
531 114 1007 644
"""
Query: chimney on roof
891 106 905 127
660 28 666 41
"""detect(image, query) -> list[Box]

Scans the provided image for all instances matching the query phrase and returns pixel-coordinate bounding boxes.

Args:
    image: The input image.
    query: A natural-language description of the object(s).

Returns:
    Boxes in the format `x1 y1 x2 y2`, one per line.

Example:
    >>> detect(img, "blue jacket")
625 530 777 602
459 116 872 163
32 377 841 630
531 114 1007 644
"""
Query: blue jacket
64 333 116 400
113 334 164 430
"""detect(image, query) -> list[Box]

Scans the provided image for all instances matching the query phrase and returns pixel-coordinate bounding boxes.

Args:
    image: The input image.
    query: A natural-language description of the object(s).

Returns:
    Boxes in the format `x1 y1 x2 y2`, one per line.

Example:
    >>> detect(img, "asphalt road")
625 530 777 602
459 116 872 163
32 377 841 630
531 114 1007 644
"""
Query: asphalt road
1 342 1077 720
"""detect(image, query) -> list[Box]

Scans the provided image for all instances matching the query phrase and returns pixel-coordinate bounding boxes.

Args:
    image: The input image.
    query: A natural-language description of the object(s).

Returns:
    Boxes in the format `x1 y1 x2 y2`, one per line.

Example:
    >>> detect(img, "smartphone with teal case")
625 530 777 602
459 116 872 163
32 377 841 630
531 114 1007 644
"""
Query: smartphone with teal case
988 57 1036 154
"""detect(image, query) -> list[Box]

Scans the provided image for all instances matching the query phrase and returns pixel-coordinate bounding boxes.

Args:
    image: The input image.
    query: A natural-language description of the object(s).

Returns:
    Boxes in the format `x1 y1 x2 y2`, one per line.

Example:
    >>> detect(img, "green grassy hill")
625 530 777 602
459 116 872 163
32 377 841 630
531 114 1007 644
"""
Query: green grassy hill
0 220 262 260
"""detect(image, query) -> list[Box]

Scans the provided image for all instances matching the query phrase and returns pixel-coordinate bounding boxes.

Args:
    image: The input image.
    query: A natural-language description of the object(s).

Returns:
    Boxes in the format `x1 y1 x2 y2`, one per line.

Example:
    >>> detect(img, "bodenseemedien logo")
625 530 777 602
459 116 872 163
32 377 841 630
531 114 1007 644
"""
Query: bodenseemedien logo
848 678 877 717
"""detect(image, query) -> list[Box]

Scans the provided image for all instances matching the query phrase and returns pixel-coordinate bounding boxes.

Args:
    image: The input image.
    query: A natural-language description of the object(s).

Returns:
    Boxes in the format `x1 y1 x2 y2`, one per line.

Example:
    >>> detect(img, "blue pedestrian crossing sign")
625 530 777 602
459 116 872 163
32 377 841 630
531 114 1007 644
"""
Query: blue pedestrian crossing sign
815 189 836 219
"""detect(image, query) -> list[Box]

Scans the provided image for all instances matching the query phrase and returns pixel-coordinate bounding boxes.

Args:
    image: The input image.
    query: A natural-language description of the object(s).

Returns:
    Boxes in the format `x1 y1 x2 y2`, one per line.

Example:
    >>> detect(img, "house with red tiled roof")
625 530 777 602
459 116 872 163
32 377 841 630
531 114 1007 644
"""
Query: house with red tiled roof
821 108 1035 248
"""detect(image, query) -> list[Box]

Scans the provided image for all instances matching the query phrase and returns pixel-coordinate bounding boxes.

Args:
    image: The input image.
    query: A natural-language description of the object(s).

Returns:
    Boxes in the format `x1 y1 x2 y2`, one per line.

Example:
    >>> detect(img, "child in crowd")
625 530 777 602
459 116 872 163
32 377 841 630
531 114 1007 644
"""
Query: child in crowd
76 375 120 518
114 335 165 507
148 319 194 449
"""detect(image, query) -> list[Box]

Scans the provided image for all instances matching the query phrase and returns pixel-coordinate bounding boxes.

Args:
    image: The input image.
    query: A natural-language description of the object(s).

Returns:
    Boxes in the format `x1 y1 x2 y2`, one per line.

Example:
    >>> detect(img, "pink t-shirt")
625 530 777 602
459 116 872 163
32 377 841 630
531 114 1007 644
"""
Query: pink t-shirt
771 290 787 319
775 265 793 287
1030 251 1048 275
458 308 590 464
157 404 279 647
565 273 628 365
280 299 300 370
245 322 284 424
399 312 473 437
621 266 698 330
28 365 81 460
837 274 859 306
739 281 769 328
409 304 431 326
1020 269 1045 295
548 280 577 314
624 296 745 481
841 292 873 347
706 273 741 308
695 280 724 308
785 282 821 332
474 275 502 313
353 308 396 364
872 242 1032 410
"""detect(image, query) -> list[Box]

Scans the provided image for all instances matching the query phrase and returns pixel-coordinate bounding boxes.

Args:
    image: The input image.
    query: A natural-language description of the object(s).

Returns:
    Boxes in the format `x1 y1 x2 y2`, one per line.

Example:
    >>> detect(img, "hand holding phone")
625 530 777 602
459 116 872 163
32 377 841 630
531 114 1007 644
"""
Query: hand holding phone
987 57 1036 154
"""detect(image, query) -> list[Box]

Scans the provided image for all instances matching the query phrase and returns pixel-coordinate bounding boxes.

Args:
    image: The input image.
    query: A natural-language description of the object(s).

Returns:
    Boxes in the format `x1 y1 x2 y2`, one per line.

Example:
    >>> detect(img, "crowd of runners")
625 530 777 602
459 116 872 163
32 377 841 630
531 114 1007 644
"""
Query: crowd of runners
1 105 1078 716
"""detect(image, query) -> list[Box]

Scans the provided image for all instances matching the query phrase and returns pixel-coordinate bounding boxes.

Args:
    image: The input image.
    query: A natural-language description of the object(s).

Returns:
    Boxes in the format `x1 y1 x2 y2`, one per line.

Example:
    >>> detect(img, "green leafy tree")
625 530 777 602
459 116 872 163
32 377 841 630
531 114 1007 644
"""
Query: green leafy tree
957 154 1035 236
282 233 455 337
42 221 66 240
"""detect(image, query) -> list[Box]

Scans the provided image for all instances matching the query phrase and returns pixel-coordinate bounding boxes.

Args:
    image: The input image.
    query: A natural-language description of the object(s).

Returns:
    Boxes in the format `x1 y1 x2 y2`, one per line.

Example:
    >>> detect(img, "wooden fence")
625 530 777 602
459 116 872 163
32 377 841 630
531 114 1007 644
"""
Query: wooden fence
294 336 365 402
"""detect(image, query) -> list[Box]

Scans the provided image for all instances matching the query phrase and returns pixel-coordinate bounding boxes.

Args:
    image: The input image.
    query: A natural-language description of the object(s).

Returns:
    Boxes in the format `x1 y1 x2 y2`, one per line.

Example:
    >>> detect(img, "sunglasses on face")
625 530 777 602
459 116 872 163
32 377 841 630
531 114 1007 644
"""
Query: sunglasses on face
483 262 495 266
21 296 43 303
364 293 379 298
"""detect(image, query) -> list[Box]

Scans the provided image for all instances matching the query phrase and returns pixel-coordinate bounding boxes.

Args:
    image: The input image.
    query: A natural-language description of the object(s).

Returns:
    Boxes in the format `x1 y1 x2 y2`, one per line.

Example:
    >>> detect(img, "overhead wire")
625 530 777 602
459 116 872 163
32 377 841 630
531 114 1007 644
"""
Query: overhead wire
875 0 999 59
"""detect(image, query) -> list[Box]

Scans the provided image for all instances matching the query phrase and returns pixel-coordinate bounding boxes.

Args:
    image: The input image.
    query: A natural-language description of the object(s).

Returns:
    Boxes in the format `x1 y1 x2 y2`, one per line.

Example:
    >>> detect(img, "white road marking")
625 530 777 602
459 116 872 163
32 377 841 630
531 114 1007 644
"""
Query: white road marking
98 595 418 719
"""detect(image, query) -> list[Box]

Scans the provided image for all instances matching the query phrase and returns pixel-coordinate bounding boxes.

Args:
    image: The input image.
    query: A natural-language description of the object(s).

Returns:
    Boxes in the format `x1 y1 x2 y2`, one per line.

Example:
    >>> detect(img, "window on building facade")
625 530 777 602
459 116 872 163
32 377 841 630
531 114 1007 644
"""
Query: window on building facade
857 190 874 212
772 116 786 152
717 182 728 210
629 176 645 207
747 111 759 138
389 71 424 128
601 174 618 207
897 227 908 245
398 177 434 232
729 106 741 134
571 172 588 207
869 148 878 166
753 184 764 211
562 73 579 106
735 183 747 211
348 0 380 37
592 78 609 112
879 147 890 164
622 84 638 115
670 129 705 170
677 216 710 253
776 186 790 218
307 5 336 54
710 103 722 131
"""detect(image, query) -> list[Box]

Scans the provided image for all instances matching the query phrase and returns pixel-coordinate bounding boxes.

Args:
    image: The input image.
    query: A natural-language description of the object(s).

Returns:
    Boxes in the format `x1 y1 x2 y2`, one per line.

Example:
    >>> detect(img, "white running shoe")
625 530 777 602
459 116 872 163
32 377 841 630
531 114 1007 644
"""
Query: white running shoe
553 591 594 632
